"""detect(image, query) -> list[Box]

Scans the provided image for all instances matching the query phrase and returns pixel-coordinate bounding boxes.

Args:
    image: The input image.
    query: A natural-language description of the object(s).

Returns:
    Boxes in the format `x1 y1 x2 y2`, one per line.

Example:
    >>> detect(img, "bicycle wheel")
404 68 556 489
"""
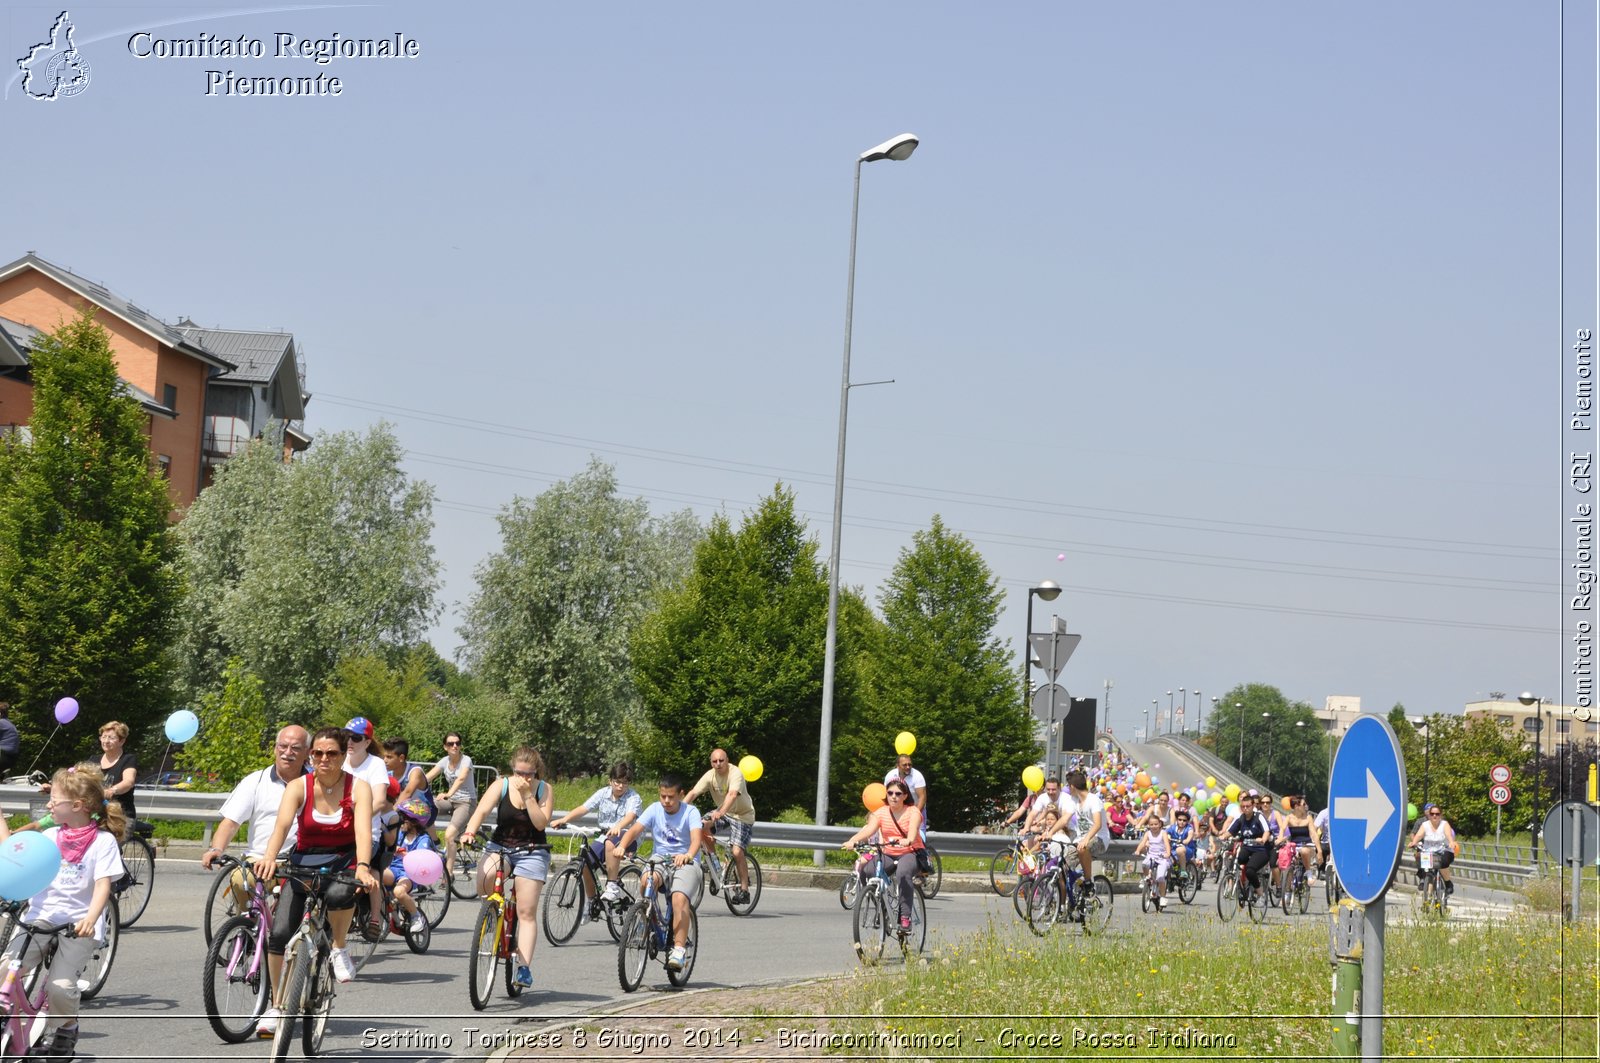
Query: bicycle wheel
467 902 501 1011
301 948 334 1057
117 837 156 927
605 864 642 943
1216 875 1238 921
1281 870 1294 914
1220 861 1237 900
348 894 382 974
503 911 524 999
449 845 481 900
79 896 120 1001
900 886 927 958
724 853 762 916
1012 874 1037 920
1081 875 1114 934
1140 875 1154 914
1178 869 1199 905
617 903 650 992
404 907 433 955
202 914 267 1043
1247 880 1268 924
415 879 450 929
852 883 890 963
989 847 1021 897
1026 875 1062 937
203 864 248 946
919 846 942 899
838 872 860 911
542 865 584 946
689 855 708 909
270 940 308 1063
666 902 698 987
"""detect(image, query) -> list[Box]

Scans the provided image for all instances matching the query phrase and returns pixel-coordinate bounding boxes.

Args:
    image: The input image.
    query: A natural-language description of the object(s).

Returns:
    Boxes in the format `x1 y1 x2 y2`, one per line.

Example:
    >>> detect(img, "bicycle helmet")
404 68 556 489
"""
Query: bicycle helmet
397 795 435 829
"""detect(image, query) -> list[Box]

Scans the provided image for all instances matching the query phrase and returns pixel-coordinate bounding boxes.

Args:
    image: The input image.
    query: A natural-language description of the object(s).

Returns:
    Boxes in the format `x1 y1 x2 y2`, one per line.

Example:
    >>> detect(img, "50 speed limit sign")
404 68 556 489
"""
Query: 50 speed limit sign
1490 783 1512 806
1490 764 1511 785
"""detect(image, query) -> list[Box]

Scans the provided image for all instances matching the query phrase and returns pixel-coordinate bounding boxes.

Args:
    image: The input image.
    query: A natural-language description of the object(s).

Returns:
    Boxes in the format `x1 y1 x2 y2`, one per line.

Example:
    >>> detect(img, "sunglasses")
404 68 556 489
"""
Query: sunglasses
512 769 536 778
1428 811 1442 816
885 790 908 798
346 733 368 742
309 749 342 760
444 740 460 747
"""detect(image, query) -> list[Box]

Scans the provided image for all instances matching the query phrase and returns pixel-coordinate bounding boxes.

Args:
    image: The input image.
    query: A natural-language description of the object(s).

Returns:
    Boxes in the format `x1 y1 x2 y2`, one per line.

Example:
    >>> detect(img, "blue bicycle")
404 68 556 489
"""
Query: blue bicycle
849 843 926 964
1023 842 1113 935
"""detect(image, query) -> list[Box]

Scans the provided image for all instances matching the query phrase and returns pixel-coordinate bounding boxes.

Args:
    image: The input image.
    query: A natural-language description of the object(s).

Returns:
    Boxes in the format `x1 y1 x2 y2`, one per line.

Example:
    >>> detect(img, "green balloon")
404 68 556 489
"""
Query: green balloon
1406 802 1419 821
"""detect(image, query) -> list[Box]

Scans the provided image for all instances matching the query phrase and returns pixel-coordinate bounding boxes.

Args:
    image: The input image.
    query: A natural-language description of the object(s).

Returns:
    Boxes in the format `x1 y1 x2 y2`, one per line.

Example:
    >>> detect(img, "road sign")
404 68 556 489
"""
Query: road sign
1029 683 1067 722
1027 633 1080 679
1489 784 1512 806
1541 801 1599 864
1327 715 1408 905
1490 764 1511 785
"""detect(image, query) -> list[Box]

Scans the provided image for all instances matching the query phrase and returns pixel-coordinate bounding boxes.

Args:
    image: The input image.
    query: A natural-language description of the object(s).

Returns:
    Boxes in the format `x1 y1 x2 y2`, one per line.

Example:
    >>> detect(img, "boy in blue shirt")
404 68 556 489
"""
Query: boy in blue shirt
614 773 702 971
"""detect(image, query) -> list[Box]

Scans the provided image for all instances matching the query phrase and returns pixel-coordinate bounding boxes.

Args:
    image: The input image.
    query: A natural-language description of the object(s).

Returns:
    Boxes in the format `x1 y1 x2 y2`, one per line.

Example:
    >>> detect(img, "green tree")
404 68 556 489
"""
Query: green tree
1207 683 1327 804
173 423 440 722
0 309 179 760
847 517 1037 832
458 460 700 776
631 486 854 815
1391 708 1529 837
177 658 270 789
321 651 435 738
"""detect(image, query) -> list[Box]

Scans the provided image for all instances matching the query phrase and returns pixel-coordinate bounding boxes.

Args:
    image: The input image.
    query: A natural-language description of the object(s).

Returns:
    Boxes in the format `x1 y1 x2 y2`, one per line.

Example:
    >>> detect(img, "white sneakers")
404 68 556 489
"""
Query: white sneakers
330 947 355 983
666 946 687 971
256 1006 281 1038
408 913 427 935
1158 895 1169 908
601 882 622 902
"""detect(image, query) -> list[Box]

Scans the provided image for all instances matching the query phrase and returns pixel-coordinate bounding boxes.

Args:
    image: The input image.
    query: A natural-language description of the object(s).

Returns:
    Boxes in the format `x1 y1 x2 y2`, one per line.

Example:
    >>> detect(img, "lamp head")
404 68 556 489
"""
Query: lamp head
1031 580 1061 602
1517 691 1538 707
861 133 919 163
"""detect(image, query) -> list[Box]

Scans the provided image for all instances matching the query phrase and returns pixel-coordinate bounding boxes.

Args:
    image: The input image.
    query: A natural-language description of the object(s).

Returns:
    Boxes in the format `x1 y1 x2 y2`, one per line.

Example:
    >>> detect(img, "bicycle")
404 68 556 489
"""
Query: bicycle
203 853 266 945
848 843 926 965
1022 843 1113 936
116 820 157 928
617 856 698 991
689 827 762 916
1323 855 1344 906
1217 850 1269 924
1139 862 1164 914
200 857 271 1043
351 862 450 958
448 836 483 901
1411 847 1449 918
915 843 942 899
988 837 1028 897
543 831 642 945
268 868 358 1063
0 920 83 1059
466 843 543 1011
1280 851 1313 916
0 896 119 1007
1167 858 1200 905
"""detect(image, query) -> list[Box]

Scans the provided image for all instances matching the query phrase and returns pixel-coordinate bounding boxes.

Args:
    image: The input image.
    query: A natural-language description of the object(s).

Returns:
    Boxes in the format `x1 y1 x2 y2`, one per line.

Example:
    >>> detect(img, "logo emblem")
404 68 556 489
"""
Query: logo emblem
18 11 91 101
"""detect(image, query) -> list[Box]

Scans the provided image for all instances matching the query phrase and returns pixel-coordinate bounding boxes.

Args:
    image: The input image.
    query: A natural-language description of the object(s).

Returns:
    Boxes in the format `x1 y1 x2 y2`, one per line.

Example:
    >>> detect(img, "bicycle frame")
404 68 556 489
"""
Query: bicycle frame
0 922 75 1057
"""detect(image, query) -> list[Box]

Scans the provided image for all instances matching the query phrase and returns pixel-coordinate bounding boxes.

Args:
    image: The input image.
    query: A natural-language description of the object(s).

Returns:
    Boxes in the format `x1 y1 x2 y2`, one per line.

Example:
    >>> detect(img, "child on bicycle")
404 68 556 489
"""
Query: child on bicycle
7 765 126 1061
550 761 641 915
1133 814 1171 910
384 796 439 935
613 774 703 972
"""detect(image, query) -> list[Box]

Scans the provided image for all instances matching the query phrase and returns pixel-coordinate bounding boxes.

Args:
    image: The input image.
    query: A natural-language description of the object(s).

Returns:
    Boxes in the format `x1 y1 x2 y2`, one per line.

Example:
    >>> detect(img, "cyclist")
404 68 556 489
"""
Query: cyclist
459 745 553 989
686 749 755 905
382 738 431 810
1132 791 1173 831
1226 790 1274 897
424 731 477 874
383 796 438 935
341 717 391 845
1276 795 1321 893
1106 794 1131 840
1057 770 1110 892
1001 781 1048 834
1132 814 1171 909
5 764 126 1061
1408 803 1457 899
1021 776 1064 835
551 761 642 917
884 753 927 817
614 773 703 972
252 728 379 1035
1166 808 1197 882
839 778 924 932
1312 803 1332 879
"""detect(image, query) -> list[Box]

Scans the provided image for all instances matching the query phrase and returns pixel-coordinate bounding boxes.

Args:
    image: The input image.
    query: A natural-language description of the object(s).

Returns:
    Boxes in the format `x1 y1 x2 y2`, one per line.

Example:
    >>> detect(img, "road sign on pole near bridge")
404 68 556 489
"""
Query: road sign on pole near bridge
1328 715 1409 906
1490 764 1510 785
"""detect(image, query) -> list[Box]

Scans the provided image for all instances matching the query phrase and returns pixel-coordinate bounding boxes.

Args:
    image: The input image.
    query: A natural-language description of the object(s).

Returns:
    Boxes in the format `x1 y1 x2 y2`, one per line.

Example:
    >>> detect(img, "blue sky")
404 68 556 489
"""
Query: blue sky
4 2 1592 732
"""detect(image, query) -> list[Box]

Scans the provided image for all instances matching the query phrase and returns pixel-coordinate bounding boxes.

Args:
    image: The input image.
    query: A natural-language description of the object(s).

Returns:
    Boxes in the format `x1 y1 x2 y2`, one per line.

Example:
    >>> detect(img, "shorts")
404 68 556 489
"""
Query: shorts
713 817 753 851
665 859 702 900
1060 836 1107 861
441 795 475 836
1142 855 1171 881
586 836 638 866
486 842 550 882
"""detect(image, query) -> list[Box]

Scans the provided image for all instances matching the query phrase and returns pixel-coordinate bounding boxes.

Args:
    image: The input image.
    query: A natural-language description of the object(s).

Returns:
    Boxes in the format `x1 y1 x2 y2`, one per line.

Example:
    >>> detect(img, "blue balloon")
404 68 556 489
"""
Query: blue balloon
0 832 62 902
164 709 200 744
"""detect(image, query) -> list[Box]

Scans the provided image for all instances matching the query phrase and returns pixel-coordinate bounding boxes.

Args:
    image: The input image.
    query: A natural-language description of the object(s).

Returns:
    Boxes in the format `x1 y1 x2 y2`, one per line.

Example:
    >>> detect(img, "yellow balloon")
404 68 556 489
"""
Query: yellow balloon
1205 775 1217 789
895 731 917 756
1225 783 1241 801
1021 765 1045 792
738 755 763 783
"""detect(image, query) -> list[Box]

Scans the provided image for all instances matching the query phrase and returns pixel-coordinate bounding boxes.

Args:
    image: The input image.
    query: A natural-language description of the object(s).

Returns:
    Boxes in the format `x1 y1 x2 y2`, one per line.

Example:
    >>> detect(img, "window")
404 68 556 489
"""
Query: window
1586 721 1598 733
1523 717 1542 732
1556 718 1571 734
162 383 177 411
1495 715 1514 726
155 455 171 479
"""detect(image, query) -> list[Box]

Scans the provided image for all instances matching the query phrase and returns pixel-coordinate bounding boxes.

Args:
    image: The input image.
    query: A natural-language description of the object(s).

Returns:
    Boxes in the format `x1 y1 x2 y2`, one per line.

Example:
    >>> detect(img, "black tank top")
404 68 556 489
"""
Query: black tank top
491 779 547 847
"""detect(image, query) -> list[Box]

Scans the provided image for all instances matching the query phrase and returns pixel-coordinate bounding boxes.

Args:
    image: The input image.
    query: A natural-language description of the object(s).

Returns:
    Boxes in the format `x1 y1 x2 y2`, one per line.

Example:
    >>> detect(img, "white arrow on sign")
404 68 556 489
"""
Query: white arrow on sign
1334 767 1397 848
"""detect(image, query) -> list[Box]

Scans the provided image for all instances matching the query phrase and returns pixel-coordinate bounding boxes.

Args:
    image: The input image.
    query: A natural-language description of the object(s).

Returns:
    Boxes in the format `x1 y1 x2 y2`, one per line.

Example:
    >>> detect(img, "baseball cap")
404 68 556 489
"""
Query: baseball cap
344 717 374 738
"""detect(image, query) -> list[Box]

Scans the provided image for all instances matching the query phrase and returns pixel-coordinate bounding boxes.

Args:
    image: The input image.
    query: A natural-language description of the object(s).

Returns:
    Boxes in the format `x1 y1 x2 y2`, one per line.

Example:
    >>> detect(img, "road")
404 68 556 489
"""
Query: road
1114 737 1213 794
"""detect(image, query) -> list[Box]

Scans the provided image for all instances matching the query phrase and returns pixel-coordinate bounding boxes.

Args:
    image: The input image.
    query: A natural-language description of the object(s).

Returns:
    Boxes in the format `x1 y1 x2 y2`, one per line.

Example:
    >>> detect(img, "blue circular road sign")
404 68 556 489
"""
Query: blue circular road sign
1327 715 1409 905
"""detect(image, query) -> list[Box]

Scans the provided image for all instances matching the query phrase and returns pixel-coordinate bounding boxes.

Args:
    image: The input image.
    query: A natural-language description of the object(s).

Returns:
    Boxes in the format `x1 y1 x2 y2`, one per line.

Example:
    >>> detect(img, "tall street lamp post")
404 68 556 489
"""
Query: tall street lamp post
1207 695 1217 738
1262 711 1273 789
1407 715 1432 805
1236 703 1245 771
1176 688 1185 736
1519 692 1542 864
1020 581 1062 697
815 132 919 854
1191 688 1200 737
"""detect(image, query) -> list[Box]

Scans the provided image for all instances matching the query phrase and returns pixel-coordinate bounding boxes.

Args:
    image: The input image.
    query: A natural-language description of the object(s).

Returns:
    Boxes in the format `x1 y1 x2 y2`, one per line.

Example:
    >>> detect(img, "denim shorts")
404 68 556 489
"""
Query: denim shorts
486 842 550 882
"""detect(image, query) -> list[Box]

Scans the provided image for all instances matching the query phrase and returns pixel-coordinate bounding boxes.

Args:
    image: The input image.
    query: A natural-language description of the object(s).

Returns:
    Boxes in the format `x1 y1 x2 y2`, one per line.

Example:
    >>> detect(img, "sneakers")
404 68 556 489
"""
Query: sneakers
513 962 533 988
256 1007 282 1039
1158 895 1169 909
665 946 687 971
408 912 427 935
898 914 912 931
732 888 751 905
40 1024 78 1061
601 881 622 902
330 946 355 983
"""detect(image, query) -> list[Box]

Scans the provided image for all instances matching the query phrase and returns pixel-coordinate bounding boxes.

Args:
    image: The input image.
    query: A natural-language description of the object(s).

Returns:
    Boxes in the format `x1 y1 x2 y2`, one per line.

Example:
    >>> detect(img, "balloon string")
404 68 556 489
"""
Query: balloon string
22 725 61 778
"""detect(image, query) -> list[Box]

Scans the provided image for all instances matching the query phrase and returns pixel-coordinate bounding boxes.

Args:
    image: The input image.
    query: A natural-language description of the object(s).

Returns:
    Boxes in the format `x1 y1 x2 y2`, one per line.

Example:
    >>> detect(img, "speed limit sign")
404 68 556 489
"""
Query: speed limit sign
1490 783 1512 806
1490 764 1511 785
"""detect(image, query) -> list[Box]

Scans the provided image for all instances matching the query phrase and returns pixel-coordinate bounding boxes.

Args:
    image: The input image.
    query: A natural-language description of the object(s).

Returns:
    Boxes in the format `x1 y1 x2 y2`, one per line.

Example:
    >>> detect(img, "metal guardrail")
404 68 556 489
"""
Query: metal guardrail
1149 734 1276 803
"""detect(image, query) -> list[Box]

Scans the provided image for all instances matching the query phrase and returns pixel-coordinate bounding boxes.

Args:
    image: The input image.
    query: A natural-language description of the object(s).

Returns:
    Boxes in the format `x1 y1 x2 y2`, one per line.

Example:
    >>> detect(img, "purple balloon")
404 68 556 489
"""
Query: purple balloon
402 849 443 887
54 697 79 725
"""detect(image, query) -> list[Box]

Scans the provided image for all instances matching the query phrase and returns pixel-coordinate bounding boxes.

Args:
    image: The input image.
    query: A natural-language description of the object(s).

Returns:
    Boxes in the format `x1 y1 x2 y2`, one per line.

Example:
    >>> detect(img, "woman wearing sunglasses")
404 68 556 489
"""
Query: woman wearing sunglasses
1408 804 1457 898
425 731 477 870
839 782 925 931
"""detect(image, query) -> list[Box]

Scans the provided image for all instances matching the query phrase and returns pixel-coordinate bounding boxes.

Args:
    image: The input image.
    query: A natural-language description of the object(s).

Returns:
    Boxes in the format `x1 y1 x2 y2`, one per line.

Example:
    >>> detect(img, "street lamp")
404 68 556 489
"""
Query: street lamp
1207 695 1217 738
1261 711 1273 789
1191 688 1200 736
1519 692 1543 864
1020 581 1062 696
1176 688 1185 736
1236 703 1245 770
1407 715 1432 806
816 132 919 848
1147 699 1155 740
1166 691 1173 735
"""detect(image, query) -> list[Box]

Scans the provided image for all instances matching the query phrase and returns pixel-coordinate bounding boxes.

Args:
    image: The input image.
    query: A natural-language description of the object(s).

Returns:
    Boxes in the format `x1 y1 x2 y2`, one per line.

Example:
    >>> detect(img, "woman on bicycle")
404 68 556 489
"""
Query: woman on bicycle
251 728 379 1035
1408 804 1457 898
838 779 924 932
5 764 126 1060
95 721 139 824
424 731 477 871
550 761 641 910
459 745 553 990
1276 795 1321 891
1166 809 1196 880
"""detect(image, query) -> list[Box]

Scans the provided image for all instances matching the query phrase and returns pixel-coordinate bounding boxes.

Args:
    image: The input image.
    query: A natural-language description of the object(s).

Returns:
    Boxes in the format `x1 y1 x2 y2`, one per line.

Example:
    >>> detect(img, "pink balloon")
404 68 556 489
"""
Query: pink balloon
401 848 443 887
54 697 78 725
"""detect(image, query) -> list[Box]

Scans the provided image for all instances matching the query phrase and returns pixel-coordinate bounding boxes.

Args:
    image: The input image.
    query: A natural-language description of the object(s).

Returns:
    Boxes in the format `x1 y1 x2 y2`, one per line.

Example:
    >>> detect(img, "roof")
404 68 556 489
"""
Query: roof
0 254 235 373
0 314 175 419
175 324 308 421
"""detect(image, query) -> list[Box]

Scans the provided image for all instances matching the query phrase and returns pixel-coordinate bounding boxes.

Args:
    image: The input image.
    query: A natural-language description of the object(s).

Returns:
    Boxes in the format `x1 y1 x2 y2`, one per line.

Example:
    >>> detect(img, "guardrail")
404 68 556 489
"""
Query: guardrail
1149 734 1275 802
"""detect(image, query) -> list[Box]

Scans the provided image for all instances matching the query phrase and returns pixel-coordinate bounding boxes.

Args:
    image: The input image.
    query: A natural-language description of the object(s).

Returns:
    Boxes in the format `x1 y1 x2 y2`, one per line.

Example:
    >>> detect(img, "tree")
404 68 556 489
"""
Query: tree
1391 707 1530 837
0 309 179 761
458 460 700 776
177 658 270 790
172 423 440 722
846 516 1037 832
632 486 858 815
1206 683 1327 805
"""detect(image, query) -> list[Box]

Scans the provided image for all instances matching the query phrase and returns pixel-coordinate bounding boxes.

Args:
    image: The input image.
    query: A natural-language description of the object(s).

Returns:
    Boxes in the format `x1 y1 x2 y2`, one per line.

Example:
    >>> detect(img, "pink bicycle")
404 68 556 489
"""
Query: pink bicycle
0 920 81 1059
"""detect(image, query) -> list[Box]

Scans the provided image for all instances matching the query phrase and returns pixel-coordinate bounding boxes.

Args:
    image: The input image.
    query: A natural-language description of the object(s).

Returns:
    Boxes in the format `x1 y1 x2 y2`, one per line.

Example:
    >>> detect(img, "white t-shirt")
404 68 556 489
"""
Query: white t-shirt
344 753 390 843
30 828 125 940
219 765 302 858
636 802 702 857
1058 790 1111 847
434 754 477 802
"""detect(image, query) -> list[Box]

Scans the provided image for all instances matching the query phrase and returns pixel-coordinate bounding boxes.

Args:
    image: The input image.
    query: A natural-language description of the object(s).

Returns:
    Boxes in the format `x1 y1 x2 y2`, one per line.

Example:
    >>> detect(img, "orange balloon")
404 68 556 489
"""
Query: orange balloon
1134 772 1151 789
1170 781 1179 791
863 782 886 811
1281 796 1293 811
1115 782 1127 794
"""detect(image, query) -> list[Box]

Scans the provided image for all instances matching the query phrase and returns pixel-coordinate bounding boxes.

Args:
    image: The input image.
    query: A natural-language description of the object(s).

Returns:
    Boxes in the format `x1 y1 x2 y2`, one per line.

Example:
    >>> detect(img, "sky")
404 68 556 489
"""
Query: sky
4 2 1594 736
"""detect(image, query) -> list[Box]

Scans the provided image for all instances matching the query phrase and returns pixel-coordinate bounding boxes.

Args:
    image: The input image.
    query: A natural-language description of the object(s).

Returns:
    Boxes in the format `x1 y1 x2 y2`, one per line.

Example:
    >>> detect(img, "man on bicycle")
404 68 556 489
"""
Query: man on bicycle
615 774 702 972
686 749 754 906
551 761 641 915
1055 770 1109 893
1227 790 1274 895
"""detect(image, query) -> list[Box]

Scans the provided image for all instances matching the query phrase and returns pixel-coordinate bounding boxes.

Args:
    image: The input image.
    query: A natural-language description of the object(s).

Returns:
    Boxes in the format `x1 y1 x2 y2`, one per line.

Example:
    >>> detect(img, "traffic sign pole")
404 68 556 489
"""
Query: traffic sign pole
1361 894 1385 1063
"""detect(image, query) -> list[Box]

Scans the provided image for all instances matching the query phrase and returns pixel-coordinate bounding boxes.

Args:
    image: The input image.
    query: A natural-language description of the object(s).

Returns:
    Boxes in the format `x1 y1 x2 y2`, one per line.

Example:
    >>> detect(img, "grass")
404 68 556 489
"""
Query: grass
835 913 1598 1059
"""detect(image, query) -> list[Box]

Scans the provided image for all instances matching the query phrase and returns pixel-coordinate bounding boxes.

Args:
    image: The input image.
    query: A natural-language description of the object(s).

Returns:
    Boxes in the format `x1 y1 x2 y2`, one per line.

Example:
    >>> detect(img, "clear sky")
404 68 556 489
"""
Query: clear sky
4 2 1591 733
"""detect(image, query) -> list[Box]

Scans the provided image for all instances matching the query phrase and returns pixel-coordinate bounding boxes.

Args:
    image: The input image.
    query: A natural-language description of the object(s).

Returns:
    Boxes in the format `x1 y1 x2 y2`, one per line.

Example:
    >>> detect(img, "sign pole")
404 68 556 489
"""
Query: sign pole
1495 804 1501 846
1047 627 1059 781
1571 803 1583 922
1360 895 1384 1062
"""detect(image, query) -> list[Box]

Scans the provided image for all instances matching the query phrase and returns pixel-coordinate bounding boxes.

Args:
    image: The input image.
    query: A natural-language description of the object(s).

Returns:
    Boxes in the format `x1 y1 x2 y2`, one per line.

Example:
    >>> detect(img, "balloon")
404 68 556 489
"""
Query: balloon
1226 802 1241 818
401 849 444 887
895 732 917 756
1406 803 1419 822
1282 796 1294 811
738 755 764 782
863 782 886 811
1170 782 1180 791
53 697 78 725
0 832 61 902
1022 765 1045 792
1205 775 1217 789
1225 783 1241 802
1134 772 1151 789
1115 782 1127 794
164 709 200 744
1056 553 1065 561
1196 789 1208 803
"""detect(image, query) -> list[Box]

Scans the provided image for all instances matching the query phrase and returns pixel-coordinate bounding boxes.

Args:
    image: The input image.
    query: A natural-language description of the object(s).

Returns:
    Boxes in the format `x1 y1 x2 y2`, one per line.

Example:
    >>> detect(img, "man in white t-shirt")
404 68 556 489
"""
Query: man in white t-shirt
884 755 928 818
1055 769 1110 888
202 725 311 867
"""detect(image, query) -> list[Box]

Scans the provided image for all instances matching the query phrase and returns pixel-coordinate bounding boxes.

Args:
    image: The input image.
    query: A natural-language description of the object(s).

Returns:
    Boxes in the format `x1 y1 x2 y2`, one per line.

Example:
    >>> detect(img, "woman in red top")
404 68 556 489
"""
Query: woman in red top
252 728 378 1037
839 780 924 931
1107 797 1131 839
